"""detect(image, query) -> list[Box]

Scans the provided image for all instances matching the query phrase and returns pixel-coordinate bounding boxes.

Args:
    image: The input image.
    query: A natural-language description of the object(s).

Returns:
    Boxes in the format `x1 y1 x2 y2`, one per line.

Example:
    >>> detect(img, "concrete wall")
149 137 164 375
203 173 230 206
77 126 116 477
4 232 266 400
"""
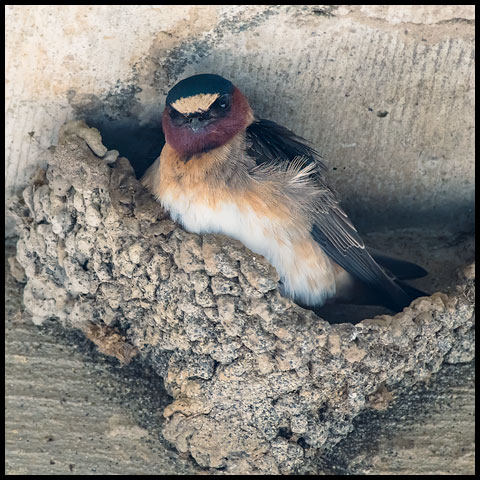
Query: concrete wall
5 5 475 235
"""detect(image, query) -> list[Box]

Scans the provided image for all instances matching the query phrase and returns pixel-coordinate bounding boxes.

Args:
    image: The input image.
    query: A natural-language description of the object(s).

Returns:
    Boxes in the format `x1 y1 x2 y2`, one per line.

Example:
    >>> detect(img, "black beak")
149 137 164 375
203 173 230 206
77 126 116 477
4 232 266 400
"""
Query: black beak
188 117 203 132
185 114 213 132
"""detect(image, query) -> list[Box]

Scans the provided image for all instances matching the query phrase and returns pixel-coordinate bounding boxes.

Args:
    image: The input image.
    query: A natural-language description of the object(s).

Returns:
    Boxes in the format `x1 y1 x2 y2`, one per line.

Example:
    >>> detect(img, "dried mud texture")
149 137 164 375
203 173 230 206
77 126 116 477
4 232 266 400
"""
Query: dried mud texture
12 121 475 474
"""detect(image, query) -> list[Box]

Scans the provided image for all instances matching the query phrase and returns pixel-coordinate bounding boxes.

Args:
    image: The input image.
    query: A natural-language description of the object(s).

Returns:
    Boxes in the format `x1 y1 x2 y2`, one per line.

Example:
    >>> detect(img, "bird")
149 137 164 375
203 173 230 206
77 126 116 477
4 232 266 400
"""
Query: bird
141 73 427 312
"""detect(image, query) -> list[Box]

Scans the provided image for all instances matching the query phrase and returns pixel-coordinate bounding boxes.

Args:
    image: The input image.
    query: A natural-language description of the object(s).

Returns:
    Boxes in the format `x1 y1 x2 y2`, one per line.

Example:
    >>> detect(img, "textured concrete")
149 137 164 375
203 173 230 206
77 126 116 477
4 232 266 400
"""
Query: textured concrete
5 244 199 476
9 122 475 474
5 5 475 236
323 361 475 475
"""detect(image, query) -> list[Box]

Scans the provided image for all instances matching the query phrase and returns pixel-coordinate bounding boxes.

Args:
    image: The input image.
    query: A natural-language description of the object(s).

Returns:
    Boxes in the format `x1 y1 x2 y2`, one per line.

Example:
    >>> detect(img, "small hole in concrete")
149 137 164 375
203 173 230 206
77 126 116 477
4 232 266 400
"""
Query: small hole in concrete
278 427 293 439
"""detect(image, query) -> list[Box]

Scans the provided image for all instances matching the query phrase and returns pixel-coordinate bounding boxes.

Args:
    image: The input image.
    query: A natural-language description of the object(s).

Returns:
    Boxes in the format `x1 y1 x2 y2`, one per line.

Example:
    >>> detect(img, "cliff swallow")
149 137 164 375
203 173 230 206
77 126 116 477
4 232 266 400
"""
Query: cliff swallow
142 73 427 311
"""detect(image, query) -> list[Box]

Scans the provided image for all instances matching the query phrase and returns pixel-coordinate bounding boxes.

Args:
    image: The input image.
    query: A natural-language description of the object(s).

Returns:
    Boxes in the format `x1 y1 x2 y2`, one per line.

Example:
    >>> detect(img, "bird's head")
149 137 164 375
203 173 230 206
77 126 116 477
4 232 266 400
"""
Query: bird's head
162 74 254 156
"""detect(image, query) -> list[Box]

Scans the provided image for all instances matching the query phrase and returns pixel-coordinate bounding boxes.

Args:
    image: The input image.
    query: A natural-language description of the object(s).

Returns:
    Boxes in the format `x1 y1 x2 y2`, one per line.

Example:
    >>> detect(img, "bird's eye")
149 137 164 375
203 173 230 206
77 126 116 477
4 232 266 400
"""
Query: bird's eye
216 95 230 110
168 107 188 126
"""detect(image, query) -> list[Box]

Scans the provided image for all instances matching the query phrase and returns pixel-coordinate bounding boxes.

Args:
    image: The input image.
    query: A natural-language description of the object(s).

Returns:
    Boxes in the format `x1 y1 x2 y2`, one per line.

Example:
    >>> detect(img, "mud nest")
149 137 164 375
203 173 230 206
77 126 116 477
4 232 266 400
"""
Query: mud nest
12 121 475 474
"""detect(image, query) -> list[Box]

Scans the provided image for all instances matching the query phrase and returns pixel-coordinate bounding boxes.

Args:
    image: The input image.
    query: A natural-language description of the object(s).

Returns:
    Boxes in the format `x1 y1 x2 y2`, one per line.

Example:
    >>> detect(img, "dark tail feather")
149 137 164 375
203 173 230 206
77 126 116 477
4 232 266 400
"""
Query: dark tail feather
359 274 429 312
395 280 429 302
376 281 429 312
367 247 428 280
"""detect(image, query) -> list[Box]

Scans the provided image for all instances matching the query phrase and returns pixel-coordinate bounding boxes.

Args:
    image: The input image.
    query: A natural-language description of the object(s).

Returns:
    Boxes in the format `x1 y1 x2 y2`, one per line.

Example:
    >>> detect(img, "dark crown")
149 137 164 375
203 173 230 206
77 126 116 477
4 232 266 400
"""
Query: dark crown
166 74 234 105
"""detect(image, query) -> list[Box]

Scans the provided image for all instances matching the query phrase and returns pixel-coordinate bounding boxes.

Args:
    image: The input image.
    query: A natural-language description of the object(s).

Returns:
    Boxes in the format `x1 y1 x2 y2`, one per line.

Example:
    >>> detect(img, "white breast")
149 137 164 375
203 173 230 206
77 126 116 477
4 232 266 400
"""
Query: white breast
160 190 337 306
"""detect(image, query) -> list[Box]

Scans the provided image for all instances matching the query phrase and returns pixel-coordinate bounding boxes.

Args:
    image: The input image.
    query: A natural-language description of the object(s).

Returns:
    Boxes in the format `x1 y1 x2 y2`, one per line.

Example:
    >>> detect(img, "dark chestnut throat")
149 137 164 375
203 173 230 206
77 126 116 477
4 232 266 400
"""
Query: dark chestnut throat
162 87 253 157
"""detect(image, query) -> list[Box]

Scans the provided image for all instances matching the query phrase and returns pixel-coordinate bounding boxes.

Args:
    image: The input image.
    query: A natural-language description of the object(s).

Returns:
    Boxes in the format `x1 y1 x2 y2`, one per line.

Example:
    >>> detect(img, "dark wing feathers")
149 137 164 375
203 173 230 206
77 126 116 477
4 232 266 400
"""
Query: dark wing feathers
246 119 325 170
310 195 418 310
246 118 427 311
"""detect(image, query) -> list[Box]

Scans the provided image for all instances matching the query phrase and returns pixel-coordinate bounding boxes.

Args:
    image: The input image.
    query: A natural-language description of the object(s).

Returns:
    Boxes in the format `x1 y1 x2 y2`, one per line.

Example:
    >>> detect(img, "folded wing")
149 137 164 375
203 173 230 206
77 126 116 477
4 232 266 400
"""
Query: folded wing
246 118 427 310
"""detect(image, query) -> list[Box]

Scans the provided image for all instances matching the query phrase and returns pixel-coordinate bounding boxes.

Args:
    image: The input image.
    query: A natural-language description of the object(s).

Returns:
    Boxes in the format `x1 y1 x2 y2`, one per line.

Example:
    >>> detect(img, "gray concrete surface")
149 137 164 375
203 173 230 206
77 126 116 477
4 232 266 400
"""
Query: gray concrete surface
5 244 199 476
323 361 475 475
5 5 475 235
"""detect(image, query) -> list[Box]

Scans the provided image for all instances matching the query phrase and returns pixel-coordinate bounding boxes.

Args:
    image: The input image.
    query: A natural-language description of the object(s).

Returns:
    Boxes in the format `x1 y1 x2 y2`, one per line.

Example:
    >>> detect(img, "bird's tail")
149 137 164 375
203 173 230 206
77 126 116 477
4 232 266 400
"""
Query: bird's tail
364 248 429 310
395 279 429 303
367 247 428 280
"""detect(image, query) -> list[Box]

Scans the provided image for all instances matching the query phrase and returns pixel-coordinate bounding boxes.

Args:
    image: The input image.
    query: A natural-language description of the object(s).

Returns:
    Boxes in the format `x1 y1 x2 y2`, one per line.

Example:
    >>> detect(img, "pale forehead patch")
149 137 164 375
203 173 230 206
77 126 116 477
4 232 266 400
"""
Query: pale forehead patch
171 93 220 114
